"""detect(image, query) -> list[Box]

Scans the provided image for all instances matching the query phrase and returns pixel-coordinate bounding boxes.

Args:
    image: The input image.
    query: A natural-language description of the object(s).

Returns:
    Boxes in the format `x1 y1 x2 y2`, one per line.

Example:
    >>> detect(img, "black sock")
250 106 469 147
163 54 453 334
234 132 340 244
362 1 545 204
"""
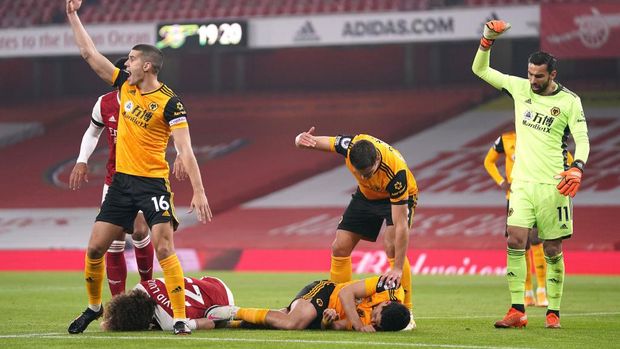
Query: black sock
511 304 525 313
546 309 560 317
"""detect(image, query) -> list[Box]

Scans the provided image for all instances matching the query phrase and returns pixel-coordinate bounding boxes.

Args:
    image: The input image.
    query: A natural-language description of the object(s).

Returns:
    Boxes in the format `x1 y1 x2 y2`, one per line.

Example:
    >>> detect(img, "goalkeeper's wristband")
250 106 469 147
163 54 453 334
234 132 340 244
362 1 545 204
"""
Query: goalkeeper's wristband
480 37 494 49
571 160 585 173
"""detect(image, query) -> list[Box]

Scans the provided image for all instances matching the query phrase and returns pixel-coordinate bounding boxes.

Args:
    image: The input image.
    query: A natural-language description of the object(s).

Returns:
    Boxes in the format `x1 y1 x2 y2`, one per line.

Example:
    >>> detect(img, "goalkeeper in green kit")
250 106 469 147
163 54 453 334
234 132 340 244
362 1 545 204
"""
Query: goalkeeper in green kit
472 20 590 329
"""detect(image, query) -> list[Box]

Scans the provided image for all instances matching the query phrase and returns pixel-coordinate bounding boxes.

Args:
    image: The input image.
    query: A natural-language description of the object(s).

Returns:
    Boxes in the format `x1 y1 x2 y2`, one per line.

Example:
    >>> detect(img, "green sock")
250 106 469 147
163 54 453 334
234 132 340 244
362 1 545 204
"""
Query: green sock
545 253 565 311
507 248 527 306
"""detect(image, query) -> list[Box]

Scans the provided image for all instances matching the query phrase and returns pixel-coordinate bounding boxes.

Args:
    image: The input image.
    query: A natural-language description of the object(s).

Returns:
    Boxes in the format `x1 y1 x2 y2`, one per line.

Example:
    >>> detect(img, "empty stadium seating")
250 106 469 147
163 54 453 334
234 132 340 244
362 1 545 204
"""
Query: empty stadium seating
1 0 600 28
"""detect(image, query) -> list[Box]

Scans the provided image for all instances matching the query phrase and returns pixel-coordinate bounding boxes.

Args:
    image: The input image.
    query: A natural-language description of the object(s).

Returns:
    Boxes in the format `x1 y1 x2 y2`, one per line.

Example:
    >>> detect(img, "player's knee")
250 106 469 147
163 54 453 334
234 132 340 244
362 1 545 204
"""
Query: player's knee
506 229 528 248
132 218 149 239
331 240 353 257
132 228 149 240
155 247 175 260
543 240 562 257
87 245 106 259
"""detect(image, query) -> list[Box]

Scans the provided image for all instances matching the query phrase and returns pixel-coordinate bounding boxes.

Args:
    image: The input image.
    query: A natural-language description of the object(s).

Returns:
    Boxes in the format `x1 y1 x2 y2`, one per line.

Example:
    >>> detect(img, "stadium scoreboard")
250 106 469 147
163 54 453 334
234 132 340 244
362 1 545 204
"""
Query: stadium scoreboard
156 21 247 50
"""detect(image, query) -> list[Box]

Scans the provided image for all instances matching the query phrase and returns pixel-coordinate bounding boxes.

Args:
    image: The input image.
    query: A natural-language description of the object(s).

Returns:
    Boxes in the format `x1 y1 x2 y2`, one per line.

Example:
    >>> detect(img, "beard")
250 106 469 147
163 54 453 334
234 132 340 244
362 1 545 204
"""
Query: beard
531 79 550 95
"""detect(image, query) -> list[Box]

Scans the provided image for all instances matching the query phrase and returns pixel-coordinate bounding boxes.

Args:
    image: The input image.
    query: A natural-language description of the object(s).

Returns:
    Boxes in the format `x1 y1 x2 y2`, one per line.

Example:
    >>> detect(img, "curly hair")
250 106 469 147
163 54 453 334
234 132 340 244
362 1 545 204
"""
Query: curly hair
103 289 157 331
379 301 410 331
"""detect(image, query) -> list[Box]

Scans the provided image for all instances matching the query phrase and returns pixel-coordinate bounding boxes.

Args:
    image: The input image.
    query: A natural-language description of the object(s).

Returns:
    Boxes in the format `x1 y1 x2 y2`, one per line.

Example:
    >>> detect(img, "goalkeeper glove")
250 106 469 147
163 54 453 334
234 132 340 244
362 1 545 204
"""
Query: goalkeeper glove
555 160 584 198
480 20 511 49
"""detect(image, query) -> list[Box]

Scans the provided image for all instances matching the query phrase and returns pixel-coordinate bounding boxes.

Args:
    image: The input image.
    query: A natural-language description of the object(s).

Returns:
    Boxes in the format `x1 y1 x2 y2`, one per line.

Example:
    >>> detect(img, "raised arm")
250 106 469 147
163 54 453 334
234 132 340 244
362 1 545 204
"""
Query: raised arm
66 0 115 84
472 20 511 90
172 127 213 223
294 126 332 152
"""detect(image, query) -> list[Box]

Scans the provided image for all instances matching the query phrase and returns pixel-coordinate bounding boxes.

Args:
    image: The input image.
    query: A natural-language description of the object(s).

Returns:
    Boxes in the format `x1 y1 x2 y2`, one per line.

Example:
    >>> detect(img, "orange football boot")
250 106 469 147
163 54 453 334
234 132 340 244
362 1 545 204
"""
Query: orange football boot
545 313 561 329
494 308 528 328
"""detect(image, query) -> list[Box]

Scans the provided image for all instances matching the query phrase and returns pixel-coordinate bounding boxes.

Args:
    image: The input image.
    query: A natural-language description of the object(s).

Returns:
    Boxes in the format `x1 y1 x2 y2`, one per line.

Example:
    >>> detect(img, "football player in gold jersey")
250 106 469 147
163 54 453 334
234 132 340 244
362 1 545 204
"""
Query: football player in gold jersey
294 127 418 330
66 0 212 335
205 276 410 332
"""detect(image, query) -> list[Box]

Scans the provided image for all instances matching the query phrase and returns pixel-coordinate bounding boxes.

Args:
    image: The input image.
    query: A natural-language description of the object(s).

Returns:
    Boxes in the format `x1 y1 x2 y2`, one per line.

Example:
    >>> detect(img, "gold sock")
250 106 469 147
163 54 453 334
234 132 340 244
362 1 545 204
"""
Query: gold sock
84 255 105 307
531 243 547 288
389 257 413 310
330 255 352 283
237 308 269 325
159 254 186 319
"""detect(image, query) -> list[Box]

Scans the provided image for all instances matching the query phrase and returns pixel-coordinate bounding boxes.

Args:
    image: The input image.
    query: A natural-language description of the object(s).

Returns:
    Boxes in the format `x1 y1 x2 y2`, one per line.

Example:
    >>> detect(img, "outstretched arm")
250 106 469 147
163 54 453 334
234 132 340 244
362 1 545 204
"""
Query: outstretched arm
66 0 115 84
294 126 332 151
172 127 213 223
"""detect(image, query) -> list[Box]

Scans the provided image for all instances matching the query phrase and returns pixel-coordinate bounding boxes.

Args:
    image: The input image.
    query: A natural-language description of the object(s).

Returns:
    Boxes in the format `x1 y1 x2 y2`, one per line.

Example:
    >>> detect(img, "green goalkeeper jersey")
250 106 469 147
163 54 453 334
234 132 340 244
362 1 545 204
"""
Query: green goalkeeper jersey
472 49 590 184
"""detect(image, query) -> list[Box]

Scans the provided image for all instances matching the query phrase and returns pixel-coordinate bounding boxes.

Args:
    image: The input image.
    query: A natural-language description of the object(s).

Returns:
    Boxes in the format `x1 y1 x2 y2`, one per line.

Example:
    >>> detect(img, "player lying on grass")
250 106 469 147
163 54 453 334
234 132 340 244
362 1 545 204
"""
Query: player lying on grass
206 276 410 332
101 276 234 331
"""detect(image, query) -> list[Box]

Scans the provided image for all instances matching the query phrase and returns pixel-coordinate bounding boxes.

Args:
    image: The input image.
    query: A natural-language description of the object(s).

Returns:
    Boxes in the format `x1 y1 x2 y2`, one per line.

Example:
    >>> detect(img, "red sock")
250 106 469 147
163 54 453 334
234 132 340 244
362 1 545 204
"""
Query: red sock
133 235 154 281
132 235 155 281
105 240 127 296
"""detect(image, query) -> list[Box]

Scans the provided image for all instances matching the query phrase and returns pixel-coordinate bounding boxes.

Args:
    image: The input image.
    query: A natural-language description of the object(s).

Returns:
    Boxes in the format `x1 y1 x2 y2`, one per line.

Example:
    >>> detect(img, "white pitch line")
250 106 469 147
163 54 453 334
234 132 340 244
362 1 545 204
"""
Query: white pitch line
0 334 535 349
416 311 620 320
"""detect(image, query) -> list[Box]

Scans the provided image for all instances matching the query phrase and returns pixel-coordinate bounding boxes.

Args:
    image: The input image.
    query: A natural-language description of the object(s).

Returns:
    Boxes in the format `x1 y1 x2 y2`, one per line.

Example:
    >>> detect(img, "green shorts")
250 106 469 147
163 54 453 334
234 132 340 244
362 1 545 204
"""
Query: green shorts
507 180 573 240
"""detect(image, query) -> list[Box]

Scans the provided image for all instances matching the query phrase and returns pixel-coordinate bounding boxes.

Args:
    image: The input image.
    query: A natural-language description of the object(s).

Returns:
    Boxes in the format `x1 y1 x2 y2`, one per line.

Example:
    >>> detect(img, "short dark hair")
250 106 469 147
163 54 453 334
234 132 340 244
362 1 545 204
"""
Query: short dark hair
378 301 410 331
349 140 377 171
113 56 128 70
528 51 557 73
103 289 157 331
132 44 164 74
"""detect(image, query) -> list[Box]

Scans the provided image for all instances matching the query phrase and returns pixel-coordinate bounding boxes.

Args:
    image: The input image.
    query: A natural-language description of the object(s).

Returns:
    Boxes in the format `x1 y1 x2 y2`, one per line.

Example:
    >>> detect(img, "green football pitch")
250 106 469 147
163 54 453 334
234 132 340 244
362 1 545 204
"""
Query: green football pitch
1 271 619 349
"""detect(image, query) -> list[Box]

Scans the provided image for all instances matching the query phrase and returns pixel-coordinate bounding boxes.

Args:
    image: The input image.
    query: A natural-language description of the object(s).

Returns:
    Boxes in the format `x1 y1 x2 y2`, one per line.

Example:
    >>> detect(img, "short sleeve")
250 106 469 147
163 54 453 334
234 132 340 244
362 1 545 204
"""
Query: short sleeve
387 170 408 204
164 96 188 129
112 68 129 88
332 135 354 157
493 136 505 153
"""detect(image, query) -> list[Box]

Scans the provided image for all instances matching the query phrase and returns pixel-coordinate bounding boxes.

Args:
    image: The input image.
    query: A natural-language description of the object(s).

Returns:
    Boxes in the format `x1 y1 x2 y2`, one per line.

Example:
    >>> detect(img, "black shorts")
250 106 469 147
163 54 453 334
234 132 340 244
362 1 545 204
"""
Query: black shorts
96 173 179 232
288 280 336 330
337 189 416 242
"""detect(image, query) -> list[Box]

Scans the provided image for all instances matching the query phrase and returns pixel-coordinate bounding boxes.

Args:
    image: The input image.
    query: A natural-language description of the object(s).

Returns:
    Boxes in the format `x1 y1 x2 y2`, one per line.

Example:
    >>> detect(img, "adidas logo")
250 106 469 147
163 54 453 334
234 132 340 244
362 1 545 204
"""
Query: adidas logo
294 21 320 42
560 224 568 229
548 278 561 284
108 279 122 285
108 116 116 122
171 286 183 294
525 98 532 104
85 277 94 283
162 210 170 217
506 272 517 277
